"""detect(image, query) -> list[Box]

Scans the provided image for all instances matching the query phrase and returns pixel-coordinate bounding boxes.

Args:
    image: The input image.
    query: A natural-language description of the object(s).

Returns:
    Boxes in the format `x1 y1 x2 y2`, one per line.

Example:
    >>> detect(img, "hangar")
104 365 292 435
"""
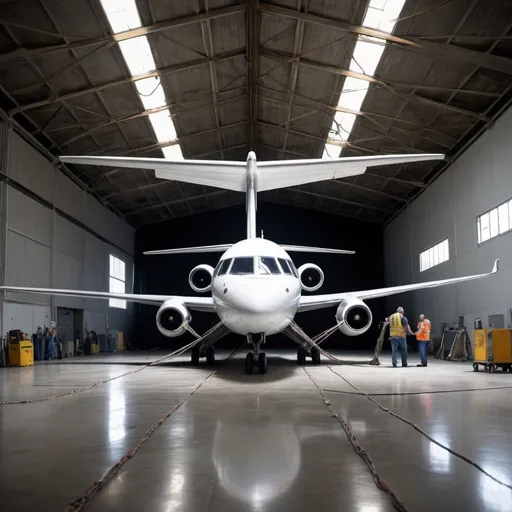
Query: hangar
1 0 511 510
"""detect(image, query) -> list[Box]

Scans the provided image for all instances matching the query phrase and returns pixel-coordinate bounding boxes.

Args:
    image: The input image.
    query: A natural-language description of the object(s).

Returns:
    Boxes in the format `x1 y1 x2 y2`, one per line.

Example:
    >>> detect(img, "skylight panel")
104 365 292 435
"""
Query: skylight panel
323 143 341 160
100 0 184 161
118 36 156 76
101 0 141 33
149 111 177 143
163 145 184 160
322 0 406 159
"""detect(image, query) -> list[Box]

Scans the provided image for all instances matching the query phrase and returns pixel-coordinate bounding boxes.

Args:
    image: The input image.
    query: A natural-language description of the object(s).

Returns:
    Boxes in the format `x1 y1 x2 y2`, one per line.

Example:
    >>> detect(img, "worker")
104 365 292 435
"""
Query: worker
415 314 431 367
385 307 414 367
47 321 57 360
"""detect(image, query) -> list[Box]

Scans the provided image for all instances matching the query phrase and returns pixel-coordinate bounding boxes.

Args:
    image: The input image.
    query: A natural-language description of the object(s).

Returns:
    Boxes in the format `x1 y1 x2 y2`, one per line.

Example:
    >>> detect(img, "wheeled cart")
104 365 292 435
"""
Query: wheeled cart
473 329 512 373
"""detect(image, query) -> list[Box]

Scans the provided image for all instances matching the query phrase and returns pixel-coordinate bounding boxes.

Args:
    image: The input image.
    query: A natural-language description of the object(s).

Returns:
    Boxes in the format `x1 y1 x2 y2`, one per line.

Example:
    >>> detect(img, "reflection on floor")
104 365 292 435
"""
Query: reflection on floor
1 349 511 511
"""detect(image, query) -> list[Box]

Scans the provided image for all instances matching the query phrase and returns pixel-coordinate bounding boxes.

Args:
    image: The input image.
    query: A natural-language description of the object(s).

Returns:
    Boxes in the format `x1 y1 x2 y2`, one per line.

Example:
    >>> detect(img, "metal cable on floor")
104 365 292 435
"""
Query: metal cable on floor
0 322 228 406
302 366 409 512
322 385 512 396
66 345 242 512
327 366 512 491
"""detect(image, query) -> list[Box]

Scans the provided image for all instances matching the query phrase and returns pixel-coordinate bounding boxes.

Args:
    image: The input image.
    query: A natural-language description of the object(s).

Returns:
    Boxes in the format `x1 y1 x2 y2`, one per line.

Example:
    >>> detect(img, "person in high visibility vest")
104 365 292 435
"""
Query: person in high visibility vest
385 307 414 367
415 314 431 367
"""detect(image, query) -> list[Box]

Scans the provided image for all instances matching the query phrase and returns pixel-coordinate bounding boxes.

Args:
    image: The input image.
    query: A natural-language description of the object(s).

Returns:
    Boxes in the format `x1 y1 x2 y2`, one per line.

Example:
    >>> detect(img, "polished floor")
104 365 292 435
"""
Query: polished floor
1 349 512 512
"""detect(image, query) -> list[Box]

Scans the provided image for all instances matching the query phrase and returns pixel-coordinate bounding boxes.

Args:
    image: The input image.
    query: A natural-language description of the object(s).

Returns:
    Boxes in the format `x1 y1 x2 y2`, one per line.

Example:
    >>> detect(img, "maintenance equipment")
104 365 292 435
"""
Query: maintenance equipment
473 328 512 372
9 339 34 367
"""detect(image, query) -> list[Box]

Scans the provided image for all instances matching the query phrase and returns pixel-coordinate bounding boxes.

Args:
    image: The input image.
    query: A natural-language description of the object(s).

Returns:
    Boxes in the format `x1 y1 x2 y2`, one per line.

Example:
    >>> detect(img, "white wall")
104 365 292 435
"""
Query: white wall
0 124 135 339
384 106 512 341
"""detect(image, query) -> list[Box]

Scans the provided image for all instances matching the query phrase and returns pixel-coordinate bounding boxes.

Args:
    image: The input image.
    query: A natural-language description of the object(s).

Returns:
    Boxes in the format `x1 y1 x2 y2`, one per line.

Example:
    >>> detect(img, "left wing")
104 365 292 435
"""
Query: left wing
0 286 214 312
298 259 499 312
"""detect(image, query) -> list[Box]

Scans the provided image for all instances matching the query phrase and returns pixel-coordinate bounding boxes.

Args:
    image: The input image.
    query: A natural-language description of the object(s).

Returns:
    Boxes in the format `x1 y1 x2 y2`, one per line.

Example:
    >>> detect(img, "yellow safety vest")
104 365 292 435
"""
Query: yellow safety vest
389 312 405 337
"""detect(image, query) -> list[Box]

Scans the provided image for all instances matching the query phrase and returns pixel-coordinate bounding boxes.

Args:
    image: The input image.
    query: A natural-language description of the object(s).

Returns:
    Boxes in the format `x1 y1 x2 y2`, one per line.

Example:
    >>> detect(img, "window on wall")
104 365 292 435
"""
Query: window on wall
477 198 512 244
109 255 126 309
419 239 449 272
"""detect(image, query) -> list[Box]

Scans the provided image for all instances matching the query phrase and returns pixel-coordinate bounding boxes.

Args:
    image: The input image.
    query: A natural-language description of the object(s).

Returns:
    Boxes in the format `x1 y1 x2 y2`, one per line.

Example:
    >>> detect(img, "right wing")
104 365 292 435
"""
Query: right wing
60 153 444 193
0 286 214 312
298 259 499 312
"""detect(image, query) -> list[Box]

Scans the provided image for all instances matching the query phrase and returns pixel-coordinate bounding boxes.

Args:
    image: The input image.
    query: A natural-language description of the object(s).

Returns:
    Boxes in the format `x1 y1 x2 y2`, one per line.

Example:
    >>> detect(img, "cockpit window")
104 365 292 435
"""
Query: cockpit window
288 260 299 278
216 258 232 276
229 257 254 275
258 257 281 275
278 258 292 275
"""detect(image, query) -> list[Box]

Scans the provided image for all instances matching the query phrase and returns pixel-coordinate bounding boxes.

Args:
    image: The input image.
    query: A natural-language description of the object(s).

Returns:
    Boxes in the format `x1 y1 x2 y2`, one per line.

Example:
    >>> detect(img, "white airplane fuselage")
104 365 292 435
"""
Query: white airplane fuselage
211 238 302 336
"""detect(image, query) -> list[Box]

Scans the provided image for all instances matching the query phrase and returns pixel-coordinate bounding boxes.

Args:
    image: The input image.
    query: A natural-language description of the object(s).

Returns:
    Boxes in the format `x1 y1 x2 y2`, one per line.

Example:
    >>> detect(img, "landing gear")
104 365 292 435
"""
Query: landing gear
191 346 200 365
297 347 306 365
206 346 215 365
311 346 321 365
296 345 321 365
245 333 267 374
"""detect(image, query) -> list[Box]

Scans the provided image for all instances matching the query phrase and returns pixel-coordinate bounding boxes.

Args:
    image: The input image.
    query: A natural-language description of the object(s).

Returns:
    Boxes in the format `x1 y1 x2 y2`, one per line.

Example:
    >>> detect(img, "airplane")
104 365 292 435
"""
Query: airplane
0 151 499 374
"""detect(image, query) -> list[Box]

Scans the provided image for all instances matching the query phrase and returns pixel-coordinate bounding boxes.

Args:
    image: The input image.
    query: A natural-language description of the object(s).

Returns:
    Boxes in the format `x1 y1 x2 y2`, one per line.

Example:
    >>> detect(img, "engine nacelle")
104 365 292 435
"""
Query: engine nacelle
335 298 373 336
189 264 214 293
156 299 191 338
298 263 324 292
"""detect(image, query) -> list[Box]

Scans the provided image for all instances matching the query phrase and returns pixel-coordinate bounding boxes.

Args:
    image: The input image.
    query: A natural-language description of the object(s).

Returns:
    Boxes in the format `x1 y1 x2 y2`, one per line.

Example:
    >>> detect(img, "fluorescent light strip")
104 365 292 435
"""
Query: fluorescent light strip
100 0 183 159
323 0 406 159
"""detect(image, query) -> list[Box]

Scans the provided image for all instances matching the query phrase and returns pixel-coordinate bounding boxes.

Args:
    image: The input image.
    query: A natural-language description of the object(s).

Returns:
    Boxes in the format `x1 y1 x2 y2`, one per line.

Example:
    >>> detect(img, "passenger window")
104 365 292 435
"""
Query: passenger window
258 257 281 275
229 257 254 275
278 258 292 275
217 258 232 276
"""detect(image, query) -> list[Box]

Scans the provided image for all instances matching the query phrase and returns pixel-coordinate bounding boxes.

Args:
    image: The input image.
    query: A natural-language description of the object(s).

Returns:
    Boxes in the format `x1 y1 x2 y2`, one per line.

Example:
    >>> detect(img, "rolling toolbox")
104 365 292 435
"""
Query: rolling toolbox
473 329 512 373
9 340 34 367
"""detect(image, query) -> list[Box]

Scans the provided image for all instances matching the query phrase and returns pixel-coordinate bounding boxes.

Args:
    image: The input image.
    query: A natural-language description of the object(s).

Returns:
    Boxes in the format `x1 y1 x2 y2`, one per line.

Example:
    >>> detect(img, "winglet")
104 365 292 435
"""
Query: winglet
492 258 500 274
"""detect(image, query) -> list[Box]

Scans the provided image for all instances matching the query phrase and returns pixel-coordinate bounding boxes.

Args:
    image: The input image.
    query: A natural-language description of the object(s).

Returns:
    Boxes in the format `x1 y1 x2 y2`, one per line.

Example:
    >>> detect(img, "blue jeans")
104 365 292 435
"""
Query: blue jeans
418 341 430 365
390 337 407 366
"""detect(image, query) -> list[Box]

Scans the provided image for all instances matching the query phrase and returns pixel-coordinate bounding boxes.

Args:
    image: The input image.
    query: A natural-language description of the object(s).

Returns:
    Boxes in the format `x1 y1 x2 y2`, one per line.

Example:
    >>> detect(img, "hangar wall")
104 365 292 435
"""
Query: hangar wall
384 107 512 341
135 201 385 350
0 122 135 340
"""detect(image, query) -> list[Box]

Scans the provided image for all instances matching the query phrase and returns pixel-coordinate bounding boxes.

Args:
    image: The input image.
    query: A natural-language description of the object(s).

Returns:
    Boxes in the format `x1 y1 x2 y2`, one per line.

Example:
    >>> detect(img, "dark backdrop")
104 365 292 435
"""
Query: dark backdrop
134 202 386 351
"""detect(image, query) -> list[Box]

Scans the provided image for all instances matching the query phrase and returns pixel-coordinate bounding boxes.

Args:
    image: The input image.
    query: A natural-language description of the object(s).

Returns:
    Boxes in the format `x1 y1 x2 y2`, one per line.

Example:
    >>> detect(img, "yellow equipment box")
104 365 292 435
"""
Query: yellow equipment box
91 343 99 354
117 332 124 352
473 329 512 373
9 341 34 367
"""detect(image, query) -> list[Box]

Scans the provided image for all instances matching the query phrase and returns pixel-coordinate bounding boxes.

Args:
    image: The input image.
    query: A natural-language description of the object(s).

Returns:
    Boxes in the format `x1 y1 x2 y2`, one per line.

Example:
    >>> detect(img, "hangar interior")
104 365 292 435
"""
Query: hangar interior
1 1 512 511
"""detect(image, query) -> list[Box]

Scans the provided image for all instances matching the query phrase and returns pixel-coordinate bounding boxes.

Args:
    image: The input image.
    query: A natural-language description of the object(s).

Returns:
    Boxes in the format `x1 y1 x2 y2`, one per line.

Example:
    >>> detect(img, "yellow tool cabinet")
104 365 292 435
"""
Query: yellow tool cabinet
473 329 512 372
9 341 34 367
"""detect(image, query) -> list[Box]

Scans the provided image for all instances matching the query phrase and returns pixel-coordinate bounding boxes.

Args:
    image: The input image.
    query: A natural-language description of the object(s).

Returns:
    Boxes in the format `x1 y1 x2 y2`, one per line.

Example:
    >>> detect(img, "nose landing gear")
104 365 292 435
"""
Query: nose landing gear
190 344 216 365
245 333 267 374
296 345 321 365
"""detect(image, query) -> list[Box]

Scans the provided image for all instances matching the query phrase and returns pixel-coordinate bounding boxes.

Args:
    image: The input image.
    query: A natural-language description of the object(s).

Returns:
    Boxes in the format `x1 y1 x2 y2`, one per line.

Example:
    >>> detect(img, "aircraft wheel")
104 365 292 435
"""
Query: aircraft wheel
206 346 215 365
245 353 254 374
191 347 200 366
258 352 268 374
297 347 306 365
311 346 321 365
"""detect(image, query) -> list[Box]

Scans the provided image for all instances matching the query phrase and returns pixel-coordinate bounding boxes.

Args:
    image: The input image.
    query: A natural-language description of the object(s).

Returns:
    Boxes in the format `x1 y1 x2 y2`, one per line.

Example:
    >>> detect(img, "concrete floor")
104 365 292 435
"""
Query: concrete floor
1 349 512 512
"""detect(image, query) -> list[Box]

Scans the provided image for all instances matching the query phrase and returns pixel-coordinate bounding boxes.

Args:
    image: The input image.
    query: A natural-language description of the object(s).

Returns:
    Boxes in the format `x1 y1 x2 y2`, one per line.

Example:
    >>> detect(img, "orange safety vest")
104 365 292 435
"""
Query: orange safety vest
416 319 431 341
389 312 405 337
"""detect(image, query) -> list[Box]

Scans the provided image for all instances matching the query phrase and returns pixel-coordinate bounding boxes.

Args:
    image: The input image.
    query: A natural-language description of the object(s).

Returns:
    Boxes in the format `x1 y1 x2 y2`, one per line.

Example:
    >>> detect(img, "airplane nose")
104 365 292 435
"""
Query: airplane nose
227 281 290 313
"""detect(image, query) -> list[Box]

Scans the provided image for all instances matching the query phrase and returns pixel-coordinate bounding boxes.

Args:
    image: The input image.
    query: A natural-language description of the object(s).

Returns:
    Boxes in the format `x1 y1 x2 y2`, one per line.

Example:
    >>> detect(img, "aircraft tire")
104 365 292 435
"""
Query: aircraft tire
206 346 215 365
245 352 254 374
297 347 306 365
311 346 321 365
258 352 268 374
191 347 200 366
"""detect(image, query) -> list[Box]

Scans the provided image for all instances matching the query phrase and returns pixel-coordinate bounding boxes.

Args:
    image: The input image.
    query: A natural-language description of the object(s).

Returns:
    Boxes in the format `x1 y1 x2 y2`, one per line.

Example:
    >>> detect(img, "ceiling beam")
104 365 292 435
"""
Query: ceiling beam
0 4 245 63
261 48 490 122
60 89 247 147
258 3 419 48
10 49 245 114
247 0 258 151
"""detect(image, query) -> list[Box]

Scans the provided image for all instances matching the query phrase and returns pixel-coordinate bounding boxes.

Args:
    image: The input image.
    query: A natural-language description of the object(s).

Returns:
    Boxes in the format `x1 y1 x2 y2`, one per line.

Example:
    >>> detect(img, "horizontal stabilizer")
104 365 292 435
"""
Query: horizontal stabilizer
60 153 444 193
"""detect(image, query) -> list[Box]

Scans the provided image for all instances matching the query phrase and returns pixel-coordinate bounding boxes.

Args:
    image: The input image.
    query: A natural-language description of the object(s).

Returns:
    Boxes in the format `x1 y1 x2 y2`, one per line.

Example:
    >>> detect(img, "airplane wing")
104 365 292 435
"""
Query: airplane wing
60 153 444 193
0 286 215 312
298 259 499 312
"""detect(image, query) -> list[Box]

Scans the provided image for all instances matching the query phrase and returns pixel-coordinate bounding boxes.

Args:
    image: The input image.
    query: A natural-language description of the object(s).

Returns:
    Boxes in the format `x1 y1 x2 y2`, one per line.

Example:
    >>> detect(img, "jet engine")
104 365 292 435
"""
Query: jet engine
298 263 324 292
156 299 191 337
335 298 373 336
189 264 214 293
